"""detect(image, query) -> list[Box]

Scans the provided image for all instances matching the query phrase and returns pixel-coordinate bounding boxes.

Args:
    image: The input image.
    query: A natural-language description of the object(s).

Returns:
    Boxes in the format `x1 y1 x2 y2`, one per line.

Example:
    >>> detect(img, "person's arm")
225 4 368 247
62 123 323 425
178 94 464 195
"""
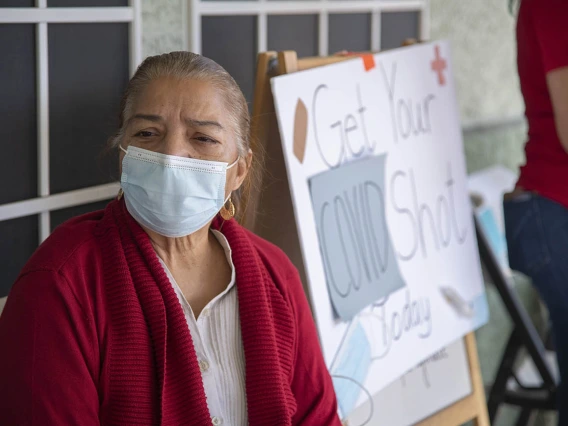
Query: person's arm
0 270 99 425
546 68 568 153
532 0 568 153
286 269 342 426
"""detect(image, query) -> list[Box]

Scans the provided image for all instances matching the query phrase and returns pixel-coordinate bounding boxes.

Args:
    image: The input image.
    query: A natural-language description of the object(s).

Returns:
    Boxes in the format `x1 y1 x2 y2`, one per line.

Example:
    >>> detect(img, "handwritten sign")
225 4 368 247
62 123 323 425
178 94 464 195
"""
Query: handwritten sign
309 155 405 319
271 41 488 414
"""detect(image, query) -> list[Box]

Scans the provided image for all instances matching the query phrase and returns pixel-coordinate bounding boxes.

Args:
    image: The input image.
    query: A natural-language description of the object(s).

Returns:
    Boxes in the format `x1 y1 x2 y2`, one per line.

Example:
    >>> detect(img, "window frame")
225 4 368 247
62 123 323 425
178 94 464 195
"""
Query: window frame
0 1 142 242
185 0 430 55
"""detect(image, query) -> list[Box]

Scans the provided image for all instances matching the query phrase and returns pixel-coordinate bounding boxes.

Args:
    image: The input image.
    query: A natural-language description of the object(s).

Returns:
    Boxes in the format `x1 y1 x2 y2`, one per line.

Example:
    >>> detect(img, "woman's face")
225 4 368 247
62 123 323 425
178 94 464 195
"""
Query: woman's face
119 77 250 198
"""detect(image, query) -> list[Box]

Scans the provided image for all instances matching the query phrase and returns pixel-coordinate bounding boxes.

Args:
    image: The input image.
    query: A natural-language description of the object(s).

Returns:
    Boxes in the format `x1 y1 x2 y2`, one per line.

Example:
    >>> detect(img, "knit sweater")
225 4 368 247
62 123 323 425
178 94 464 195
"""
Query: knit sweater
0 199 340 426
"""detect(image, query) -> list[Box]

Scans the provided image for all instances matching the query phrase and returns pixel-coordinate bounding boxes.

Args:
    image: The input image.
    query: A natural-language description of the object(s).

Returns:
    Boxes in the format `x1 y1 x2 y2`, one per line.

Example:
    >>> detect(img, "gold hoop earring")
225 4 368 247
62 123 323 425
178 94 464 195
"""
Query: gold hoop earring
220 198 236 220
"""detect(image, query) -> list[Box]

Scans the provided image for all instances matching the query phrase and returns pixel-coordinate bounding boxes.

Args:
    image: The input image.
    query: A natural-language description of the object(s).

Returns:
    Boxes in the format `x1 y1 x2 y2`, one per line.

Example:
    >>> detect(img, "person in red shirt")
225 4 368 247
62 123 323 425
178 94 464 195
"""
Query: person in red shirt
0 52 341 425
505 0 568 420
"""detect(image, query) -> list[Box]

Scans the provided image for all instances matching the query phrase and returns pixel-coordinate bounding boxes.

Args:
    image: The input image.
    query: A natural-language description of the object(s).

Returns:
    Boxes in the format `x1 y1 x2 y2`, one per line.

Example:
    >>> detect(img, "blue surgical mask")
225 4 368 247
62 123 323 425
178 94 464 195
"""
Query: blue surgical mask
331 320 372 420
119 145 238 237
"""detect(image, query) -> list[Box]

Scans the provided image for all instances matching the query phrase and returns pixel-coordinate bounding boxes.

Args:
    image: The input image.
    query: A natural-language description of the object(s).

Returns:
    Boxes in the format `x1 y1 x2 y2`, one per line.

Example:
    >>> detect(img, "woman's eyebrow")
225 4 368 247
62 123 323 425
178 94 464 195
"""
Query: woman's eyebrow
128 114 163 124
127 114 223 130
184 117 224 130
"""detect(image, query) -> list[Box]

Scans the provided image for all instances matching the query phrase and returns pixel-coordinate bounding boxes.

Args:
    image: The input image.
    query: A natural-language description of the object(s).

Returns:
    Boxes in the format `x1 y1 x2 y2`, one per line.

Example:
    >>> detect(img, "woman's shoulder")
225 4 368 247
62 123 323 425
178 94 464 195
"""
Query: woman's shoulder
20 208 107 278
6 208 110 325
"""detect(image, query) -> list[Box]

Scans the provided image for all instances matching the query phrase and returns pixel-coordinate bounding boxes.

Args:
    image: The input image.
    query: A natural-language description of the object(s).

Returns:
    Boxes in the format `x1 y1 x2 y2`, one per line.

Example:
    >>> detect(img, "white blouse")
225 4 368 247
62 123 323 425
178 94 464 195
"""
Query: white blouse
157 230 247 426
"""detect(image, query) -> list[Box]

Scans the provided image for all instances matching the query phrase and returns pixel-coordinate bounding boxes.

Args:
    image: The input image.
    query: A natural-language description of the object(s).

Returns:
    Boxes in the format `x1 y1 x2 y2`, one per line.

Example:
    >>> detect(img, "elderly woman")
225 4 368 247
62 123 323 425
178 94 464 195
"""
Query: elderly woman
0 52 340 426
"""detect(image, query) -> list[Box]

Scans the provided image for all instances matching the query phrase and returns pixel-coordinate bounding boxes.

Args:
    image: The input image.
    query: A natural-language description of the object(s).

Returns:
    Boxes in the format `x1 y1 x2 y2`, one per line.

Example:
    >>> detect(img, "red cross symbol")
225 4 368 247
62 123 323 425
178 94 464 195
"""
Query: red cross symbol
431 45 447 86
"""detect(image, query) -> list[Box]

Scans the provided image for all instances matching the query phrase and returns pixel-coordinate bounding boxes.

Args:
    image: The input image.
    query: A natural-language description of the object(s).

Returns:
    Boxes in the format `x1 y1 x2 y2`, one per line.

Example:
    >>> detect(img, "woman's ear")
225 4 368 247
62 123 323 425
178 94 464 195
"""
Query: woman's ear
231 149 253 192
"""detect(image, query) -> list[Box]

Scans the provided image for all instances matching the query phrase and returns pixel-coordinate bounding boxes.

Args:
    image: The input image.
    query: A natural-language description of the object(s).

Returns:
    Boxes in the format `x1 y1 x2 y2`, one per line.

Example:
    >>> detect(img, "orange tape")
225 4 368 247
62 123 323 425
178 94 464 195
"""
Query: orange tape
361 54 376 71
336 51 376 71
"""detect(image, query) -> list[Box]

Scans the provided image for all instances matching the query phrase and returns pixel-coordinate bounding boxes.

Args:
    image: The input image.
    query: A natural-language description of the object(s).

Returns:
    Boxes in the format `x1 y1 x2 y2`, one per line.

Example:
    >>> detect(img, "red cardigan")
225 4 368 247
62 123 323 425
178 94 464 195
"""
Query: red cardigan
0 199 340 426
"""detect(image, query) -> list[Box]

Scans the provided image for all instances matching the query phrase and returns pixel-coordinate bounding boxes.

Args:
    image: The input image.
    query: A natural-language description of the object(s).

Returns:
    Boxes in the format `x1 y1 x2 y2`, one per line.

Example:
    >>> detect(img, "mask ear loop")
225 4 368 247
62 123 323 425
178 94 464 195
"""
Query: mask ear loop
219 156 240 231
223 156 240 204
116 145 128 200
227 156 239 169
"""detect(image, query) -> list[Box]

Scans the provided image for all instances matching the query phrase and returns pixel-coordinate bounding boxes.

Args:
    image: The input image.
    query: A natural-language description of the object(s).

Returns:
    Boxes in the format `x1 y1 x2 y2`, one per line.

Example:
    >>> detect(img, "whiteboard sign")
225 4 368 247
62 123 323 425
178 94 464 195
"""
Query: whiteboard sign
271 41 488 414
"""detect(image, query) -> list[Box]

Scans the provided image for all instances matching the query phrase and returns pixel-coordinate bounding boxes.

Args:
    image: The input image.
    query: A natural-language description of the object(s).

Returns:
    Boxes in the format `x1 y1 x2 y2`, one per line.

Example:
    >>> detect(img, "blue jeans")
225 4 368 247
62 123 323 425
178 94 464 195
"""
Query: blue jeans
504 194 568 422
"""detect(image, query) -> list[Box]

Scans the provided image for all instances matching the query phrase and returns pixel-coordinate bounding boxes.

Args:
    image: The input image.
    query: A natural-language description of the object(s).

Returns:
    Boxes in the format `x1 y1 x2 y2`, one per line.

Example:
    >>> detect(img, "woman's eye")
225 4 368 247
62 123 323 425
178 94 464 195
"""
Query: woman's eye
195 136 218 144
134 130 155 138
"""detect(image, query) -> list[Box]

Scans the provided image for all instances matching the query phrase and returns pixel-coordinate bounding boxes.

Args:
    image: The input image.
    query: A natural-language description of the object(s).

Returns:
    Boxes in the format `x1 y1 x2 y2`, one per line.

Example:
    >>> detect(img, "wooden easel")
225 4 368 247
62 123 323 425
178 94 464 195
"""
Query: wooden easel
245 50 490 426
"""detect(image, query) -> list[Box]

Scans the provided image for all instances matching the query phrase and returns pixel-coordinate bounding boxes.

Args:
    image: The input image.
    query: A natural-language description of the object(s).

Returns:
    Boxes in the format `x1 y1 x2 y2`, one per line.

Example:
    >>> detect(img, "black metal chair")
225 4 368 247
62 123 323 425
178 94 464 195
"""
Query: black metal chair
475 217 558 425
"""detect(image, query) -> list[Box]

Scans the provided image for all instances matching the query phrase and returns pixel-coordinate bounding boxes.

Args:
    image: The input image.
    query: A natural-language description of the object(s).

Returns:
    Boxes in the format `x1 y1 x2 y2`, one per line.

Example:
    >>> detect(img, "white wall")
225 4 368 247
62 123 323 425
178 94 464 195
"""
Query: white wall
142 0 185 57
430 0 527 175
431 0 523 122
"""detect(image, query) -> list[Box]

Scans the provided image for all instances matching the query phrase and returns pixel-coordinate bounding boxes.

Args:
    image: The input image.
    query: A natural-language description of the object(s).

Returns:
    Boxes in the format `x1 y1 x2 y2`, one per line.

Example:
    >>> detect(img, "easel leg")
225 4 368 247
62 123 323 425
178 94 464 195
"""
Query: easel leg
473 411 491 426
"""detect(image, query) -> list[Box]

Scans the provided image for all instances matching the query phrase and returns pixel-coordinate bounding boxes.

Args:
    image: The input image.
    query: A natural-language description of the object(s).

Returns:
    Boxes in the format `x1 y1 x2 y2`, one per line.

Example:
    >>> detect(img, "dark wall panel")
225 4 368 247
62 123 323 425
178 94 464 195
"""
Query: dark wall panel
51 198 112 232
267 15 318 58
0 24 37 205
48 0 127 6
0 215 38 298
202 16 257 104
380 11 420 50
329 13 371 54
48 23 129 195
2 0 34 6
